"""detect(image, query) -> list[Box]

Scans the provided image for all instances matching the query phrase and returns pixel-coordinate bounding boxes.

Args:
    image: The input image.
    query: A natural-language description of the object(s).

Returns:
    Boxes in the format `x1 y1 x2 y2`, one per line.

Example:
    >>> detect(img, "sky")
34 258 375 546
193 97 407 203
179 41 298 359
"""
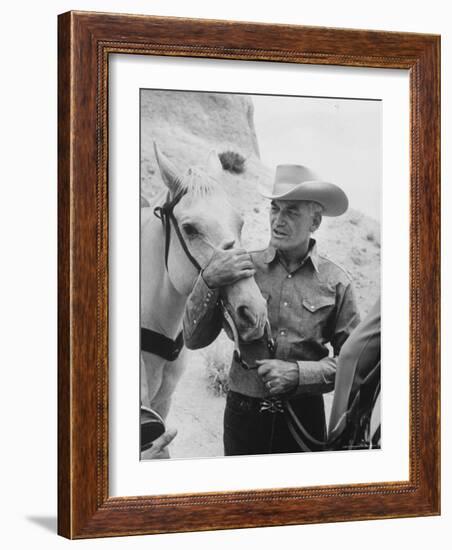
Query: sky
252 94 382 221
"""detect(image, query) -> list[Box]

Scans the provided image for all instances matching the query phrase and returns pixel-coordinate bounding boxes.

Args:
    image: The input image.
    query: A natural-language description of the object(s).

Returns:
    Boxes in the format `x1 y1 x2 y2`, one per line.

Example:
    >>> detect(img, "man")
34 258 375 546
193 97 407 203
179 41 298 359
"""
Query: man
328 297 381 450
183 164 361 455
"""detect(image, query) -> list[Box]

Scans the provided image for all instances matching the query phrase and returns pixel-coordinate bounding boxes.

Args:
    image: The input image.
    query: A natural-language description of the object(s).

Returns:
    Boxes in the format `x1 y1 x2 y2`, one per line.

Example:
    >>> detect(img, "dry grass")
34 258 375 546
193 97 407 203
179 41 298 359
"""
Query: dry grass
204 335 234 396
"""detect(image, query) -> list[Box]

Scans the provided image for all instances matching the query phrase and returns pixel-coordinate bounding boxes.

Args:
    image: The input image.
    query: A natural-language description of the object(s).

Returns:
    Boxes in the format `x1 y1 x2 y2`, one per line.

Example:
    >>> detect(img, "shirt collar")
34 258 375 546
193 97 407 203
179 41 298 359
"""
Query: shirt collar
264 238 319 273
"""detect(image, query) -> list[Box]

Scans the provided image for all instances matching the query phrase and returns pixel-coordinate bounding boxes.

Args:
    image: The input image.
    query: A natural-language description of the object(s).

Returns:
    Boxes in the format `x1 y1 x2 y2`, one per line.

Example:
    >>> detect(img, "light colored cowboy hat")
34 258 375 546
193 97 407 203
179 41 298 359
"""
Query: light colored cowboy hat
262 164 348 217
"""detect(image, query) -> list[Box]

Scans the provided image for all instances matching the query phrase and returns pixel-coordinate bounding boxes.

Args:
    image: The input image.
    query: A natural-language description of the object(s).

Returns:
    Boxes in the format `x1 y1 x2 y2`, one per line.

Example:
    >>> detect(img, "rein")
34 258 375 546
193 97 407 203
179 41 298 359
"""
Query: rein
221 299 380 452
147 191 380 451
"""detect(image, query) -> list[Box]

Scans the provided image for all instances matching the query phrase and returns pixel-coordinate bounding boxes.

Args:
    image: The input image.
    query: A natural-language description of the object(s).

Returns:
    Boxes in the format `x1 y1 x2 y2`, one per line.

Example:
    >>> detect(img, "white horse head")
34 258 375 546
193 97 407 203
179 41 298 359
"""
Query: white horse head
153 143 267 341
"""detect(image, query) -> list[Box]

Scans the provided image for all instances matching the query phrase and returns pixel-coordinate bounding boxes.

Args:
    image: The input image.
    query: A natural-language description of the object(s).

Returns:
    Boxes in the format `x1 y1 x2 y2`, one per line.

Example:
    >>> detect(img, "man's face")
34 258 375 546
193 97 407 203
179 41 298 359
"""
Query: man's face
269 200 315 253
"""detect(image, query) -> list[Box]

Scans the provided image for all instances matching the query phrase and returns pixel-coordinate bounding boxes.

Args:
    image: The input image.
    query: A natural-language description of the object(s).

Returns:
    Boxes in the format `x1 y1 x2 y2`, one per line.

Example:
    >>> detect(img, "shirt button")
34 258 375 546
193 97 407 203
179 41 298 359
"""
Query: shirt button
287 274 292 279
280 329 286 336
283 301 289 307
193 320 197 324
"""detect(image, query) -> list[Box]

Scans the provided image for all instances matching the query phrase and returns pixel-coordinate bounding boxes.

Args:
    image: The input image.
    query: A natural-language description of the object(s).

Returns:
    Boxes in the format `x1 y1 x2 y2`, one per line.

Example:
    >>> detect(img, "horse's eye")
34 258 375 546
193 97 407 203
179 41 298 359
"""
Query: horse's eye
182 223 198 237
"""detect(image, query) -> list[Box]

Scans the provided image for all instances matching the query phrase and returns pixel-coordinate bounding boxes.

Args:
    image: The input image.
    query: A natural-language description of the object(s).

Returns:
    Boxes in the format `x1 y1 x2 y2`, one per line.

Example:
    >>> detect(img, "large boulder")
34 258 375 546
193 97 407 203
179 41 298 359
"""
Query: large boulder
141 90 260 198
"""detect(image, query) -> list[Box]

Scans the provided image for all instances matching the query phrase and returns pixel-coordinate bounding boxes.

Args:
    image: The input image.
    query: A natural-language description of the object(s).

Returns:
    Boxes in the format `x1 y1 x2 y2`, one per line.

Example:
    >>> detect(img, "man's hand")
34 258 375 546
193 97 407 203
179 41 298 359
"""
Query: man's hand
256 359 299 395
202 247 255 288
141 428 177 459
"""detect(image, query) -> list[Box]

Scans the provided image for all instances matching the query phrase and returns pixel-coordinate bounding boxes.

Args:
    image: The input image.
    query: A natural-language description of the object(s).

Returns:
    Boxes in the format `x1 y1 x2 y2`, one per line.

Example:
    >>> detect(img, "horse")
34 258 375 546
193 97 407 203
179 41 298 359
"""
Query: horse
140 144 268 437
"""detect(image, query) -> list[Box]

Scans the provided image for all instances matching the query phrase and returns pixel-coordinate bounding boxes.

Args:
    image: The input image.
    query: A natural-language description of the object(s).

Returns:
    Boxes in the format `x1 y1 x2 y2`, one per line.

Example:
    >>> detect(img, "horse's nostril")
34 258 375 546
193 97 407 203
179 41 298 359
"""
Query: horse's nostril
237 305 256 327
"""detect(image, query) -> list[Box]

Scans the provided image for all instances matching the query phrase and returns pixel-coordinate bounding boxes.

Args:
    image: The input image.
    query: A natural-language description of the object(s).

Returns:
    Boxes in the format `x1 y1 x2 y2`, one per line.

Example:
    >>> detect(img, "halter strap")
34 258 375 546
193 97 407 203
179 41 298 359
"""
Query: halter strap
154 191 201 272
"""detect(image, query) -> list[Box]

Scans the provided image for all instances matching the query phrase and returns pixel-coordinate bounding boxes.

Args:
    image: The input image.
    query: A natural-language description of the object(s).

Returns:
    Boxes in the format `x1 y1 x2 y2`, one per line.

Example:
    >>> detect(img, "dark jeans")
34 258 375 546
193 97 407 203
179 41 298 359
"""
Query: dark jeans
223 390 326 456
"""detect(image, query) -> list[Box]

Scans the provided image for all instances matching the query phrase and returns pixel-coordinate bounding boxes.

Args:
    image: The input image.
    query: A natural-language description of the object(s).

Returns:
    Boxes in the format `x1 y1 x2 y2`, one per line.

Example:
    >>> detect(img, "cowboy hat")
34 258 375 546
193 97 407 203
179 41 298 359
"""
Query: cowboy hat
262 164 348 217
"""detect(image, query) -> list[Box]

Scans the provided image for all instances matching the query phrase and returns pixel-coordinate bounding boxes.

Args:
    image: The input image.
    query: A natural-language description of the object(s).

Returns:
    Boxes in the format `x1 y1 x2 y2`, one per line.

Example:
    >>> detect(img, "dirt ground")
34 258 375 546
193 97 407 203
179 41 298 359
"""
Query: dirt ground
166 352 333 459
166 351 224 458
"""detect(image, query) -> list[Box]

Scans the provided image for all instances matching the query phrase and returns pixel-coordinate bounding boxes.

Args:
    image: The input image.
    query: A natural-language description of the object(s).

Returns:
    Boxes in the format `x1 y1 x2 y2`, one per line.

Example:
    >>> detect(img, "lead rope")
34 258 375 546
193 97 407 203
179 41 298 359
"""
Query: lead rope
285 361 381 451
221 287 380 452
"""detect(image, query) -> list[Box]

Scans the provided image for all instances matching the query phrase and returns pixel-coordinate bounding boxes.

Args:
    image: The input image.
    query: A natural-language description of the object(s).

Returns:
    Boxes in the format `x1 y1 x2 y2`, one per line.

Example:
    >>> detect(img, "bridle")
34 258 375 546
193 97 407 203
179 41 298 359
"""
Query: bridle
149 191 380 452
140 190 201 362
153 189 202 272
146 189 267 367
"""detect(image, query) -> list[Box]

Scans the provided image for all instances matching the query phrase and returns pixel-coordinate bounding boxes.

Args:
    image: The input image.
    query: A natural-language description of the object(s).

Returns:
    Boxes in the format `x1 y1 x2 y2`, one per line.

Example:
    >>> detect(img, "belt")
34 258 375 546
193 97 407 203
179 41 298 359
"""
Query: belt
227 390 285 414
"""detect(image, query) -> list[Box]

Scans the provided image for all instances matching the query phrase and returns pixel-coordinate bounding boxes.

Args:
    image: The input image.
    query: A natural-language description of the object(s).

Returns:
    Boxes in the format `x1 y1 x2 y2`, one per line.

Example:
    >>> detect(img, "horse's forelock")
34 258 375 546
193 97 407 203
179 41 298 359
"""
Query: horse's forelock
180 166 222 199
176 166 243 234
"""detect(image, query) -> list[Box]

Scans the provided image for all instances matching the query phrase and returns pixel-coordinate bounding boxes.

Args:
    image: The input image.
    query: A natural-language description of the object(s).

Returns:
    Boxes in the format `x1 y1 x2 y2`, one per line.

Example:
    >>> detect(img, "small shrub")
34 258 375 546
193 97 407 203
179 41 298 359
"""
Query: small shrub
204 337 233 396
206 359 230 396
218 151 246 174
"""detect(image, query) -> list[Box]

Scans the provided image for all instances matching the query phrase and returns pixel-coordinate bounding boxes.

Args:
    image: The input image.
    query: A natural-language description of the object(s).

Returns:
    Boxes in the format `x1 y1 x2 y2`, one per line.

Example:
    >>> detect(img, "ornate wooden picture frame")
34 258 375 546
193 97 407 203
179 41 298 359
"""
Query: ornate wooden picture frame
58 11 440 539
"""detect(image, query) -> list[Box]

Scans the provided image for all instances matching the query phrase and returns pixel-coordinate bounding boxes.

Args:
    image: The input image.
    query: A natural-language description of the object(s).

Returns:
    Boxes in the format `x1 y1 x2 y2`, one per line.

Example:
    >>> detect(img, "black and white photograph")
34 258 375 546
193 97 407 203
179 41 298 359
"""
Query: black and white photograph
139 89 381 460
1 0 445 545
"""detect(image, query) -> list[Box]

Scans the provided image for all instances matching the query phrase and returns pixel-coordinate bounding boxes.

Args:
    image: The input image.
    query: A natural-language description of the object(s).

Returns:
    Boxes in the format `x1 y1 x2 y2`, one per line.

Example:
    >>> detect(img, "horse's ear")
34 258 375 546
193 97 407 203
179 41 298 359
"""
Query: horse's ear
205 149 223 179
153 142 183 197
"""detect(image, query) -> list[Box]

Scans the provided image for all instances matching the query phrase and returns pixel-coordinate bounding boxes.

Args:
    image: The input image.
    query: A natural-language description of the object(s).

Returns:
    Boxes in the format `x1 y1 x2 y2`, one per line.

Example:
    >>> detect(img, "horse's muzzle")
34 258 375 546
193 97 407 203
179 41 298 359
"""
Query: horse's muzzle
234 307 266 342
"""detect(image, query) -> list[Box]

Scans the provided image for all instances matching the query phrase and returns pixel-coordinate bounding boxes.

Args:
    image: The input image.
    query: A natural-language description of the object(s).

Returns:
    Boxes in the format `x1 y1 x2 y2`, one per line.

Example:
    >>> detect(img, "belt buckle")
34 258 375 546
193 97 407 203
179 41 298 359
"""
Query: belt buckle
259 398 284 414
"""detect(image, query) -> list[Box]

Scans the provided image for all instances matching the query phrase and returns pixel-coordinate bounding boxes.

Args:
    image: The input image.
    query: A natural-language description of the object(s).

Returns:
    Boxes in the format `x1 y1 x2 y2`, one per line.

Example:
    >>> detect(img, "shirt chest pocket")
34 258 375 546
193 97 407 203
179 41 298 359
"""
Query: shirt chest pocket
301 295 336 339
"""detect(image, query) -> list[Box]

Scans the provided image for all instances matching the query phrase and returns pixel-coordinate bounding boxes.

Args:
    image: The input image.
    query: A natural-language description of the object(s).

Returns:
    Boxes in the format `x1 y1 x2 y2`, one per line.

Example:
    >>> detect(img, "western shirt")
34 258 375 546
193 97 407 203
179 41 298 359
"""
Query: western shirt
183 240 361 398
